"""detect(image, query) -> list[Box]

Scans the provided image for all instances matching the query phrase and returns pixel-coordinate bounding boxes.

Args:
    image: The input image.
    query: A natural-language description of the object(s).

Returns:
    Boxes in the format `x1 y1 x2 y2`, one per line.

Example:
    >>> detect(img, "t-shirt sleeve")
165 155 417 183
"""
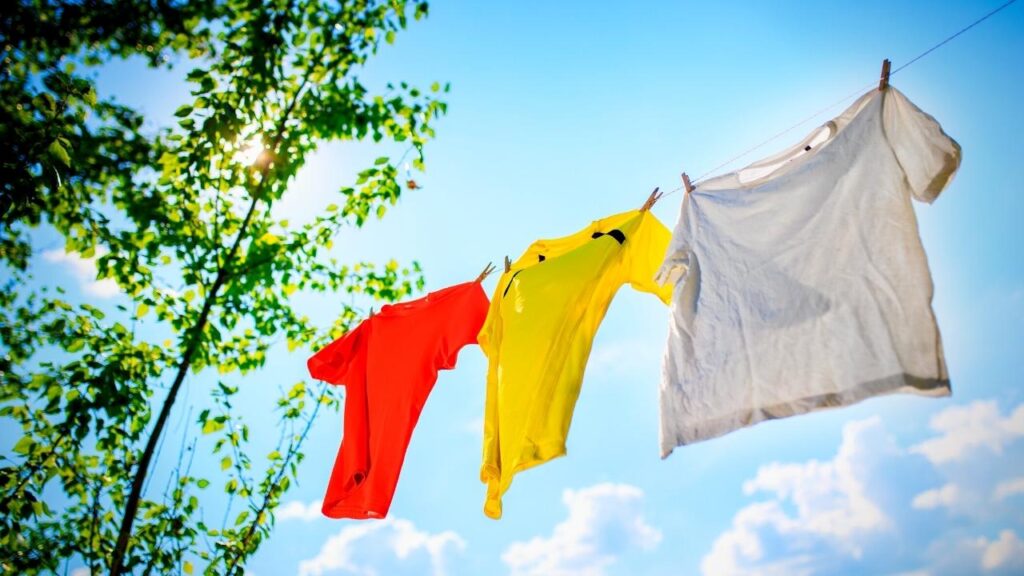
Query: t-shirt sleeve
478 280 505 484
307 321 367 385
655 194 694 288
323 357 370 509
882 87 962 204
319 323 371 515
476 278 505 359
441 282 491 369
626 211 673 304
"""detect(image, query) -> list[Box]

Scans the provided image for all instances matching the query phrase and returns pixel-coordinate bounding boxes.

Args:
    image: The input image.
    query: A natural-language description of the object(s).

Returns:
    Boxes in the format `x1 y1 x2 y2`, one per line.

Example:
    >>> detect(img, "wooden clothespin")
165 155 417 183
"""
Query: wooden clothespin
640 187 662 212
681 173 694 195
878 58 891 91
503 255 512 273
475 262 496 283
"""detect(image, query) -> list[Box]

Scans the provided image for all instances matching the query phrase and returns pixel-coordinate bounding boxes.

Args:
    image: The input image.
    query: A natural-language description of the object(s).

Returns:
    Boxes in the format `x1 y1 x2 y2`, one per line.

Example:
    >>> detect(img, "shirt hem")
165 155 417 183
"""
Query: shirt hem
481 439 568 520
660 372 950 458
321 502 388 520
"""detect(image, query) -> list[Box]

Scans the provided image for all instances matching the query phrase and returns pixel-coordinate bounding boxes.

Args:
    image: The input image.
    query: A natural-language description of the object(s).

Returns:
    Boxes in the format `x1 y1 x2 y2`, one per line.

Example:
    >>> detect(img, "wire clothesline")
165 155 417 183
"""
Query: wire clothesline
656 0 1019 200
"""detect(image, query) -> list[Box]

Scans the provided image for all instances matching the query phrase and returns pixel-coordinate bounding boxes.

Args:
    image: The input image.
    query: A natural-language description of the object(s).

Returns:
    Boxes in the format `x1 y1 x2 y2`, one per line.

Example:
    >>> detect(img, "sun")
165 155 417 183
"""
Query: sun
234 135 267 167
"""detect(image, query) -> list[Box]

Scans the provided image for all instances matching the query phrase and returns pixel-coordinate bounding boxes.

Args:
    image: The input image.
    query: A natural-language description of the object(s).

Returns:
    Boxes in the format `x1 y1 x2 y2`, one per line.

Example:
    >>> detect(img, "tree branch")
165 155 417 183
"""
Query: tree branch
109 8 344 572
222 382 330 574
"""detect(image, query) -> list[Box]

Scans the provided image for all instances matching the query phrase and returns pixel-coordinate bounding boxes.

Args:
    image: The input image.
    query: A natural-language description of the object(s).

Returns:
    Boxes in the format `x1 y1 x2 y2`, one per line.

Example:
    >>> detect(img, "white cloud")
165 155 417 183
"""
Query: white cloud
276 499 323 522
927 535 987 575
917 529 1024 576
703 399 1024 576
910 401 1024 465
743 417 892 545
912 484 961 510
42 248 120 298
297 517 464 576
71 569 91 576
502 483 661 576
701 417 895 576
701 501 817 576
994 477 1024 502
981 530 1024 571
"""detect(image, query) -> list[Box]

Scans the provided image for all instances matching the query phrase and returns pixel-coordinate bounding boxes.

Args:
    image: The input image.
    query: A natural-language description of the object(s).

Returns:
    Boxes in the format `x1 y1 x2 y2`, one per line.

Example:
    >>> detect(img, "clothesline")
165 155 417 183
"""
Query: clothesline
657 0 1019 200
185 0 1014 525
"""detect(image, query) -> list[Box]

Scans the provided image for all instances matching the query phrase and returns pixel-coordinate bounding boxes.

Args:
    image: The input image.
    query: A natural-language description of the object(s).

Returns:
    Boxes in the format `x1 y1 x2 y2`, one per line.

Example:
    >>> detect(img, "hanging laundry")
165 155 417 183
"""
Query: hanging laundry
479 210 672 519
657 86 961 456
307 280 489 519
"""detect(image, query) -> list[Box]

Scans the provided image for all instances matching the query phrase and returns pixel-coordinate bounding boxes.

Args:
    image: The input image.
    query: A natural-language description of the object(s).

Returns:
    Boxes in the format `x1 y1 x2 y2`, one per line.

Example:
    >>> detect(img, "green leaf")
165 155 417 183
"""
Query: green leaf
202 419 224 435
184 561 194 575
221 456 232 470
374 156 389 166
13 436 34 455
82 304 105 319
48 141 71 167
174 105 193 117
136 303 150 318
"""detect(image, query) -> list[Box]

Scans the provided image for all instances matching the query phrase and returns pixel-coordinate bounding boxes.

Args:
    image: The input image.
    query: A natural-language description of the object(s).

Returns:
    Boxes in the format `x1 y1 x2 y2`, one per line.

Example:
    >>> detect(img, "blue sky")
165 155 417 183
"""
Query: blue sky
23 1 1024 575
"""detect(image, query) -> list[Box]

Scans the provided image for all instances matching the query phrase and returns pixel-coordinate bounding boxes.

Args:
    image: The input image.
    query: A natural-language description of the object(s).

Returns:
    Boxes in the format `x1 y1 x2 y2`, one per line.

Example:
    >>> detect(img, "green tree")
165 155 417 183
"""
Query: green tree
0 1 446 573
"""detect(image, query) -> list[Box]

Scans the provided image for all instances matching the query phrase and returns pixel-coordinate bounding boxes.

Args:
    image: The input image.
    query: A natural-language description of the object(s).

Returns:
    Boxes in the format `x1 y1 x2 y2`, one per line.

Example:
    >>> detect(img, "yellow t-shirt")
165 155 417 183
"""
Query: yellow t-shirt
478 210 672 519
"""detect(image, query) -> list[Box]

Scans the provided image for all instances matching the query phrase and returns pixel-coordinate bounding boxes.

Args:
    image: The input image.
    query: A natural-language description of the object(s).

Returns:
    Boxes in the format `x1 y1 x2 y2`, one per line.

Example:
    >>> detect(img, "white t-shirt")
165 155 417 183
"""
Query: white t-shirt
656 86 960 456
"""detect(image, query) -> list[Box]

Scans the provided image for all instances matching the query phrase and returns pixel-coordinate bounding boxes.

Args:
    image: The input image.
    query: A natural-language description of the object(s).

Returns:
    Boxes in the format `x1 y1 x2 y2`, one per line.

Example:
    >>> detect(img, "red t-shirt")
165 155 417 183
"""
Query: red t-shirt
307 281 489 519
